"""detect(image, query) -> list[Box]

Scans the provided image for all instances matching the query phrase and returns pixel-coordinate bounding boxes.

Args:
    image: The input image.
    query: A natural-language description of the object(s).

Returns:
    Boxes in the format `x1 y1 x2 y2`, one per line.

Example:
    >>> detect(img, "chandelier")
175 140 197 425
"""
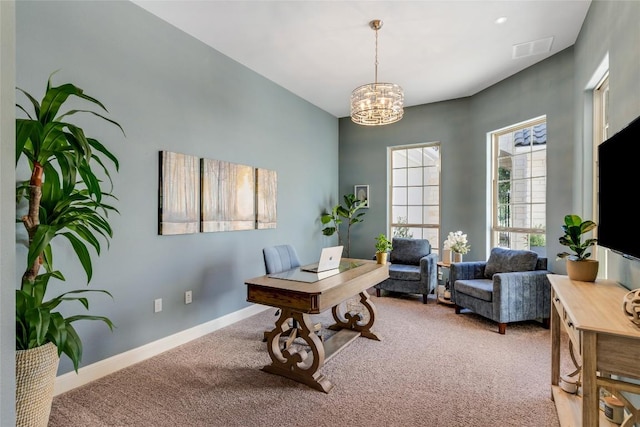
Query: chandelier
350 19 404 126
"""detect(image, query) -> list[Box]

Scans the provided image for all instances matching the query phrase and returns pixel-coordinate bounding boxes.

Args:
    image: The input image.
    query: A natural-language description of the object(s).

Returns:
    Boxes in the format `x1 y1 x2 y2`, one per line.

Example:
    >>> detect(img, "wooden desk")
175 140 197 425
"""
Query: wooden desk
548 274 640 426
245 258 389 393
245 259 388 392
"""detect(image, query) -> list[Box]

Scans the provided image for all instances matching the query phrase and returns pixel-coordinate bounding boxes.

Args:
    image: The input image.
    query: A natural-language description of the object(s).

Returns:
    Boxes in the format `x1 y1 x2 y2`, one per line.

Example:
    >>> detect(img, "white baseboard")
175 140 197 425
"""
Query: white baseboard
54 304 270 396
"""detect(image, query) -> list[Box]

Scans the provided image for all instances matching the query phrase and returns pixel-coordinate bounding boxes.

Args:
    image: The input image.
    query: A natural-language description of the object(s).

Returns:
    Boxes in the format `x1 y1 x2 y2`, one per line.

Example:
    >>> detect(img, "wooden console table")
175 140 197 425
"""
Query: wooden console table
245 259 388 393
548 274 640 426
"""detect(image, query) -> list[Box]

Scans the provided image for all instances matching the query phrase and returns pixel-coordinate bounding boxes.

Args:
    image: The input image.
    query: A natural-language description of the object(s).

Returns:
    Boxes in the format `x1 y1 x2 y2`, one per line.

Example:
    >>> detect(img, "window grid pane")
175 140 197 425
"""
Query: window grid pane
407 168 422 186
393 150 407 168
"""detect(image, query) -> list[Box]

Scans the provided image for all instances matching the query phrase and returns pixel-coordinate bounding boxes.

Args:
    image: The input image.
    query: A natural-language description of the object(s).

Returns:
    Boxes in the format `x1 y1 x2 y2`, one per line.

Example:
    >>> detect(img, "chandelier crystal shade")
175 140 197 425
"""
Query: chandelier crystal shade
350 20 404 126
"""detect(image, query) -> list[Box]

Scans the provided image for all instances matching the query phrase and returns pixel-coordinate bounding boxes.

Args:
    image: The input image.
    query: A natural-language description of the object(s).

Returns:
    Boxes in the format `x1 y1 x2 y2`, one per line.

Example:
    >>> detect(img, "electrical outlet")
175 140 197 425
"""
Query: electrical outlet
154 298 162 313
185 290 192 304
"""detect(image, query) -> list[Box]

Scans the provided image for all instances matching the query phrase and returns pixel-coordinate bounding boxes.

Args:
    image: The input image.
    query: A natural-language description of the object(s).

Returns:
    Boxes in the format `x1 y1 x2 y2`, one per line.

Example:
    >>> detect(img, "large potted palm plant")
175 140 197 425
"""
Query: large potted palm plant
15 72 123 426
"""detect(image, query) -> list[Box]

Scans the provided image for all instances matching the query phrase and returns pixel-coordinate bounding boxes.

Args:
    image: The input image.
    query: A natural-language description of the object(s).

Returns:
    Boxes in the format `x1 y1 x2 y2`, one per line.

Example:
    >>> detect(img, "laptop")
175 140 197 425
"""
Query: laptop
301 246 343 273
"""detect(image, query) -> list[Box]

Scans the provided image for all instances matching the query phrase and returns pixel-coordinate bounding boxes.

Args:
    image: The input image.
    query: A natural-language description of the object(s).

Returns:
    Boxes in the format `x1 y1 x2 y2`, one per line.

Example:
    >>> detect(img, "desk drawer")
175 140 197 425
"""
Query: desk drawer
552 290 581 355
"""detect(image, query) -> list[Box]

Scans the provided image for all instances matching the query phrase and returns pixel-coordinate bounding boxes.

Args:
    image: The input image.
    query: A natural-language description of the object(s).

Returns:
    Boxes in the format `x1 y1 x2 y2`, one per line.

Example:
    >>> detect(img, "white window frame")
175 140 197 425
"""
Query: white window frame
593 73 609 222
388 143 441 252
490 116 547 251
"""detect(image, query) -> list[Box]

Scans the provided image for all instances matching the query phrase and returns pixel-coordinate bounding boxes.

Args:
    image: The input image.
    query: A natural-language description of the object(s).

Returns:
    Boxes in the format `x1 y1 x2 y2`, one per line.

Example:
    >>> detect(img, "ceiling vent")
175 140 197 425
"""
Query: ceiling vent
512 36 554 59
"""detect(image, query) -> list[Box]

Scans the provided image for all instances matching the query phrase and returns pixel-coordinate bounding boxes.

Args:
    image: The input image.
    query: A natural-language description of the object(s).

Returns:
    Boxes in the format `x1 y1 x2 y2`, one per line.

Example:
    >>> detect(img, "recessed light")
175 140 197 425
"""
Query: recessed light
495 16 508 25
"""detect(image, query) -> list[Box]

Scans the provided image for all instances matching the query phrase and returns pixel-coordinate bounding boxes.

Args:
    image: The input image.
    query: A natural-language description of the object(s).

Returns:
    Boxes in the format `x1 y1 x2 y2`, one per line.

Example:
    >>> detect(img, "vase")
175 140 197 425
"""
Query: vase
566 259 599 282
16 342 60 427
442 249 452 264
376 252 388 264
453 252 463 263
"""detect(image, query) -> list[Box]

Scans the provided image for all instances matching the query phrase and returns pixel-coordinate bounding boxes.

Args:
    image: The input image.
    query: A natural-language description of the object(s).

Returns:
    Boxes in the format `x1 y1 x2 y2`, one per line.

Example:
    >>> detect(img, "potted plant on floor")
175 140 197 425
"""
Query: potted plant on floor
556 214 598 282
15 72 124 426
374 233 393 264
320 193 366 257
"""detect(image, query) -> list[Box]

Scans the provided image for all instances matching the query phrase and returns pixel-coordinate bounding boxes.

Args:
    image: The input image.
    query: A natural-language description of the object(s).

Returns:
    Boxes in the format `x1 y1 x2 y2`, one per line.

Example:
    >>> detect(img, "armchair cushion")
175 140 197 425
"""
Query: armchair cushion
454 279 493 302
390 238 431 265
484 247 538 279
389 264 422 281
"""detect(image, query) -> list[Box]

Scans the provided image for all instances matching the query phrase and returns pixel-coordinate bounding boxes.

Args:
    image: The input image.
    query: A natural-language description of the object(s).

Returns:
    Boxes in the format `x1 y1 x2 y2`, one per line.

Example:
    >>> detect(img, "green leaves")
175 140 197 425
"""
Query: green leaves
557 214 598 261
16 72 122 370
374 233 393 253
320 193 366 257
16 286 114 372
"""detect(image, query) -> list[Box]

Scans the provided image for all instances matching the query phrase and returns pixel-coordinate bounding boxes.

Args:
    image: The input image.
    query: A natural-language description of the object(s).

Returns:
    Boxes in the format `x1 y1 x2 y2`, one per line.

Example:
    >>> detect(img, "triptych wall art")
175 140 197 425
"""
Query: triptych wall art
158 151 277 235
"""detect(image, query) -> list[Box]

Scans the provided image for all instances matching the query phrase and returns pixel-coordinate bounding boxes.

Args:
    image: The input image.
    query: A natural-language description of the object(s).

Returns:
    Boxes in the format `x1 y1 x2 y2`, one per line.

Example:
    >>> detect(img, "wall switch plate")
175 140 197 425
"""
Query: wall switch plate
154 298 162 313
185 290 192 304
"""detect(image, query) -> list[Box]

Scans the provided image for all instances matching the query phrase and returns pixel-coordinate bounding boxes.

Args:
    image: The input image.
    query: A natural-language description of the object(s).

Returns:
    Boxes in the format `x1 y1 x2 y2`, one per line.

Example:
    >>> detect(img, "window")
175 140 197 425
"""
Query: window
491 117 547 255
593 73 609 221
389 143 441 252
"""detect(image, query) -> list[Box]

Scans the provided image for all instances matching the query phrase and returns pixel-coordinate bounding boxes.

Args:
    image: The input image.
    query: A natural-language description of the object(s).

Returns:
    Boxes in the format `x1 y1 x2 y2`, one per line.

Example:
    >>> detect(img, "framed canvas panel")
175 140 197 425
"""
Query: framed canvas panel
256 168 277 229
158 151 200 235
201 158 255 232
354 184 369 208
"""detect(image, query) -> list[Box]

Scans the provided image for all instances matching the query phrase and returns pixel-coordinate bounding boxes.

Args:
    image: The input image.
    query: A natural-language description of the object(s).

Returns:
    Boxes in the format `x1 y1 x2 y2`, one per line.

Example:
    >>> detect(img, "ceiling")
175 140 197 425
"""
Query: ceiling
132 0 592 119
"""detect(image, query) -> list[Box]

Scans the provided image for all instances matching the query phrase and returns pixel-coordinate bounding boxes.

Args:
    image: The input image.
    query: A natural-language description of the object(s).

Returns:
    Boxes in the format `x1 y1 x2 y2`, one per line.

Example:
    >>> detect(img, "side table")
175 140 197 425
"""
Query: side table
436 262 455 306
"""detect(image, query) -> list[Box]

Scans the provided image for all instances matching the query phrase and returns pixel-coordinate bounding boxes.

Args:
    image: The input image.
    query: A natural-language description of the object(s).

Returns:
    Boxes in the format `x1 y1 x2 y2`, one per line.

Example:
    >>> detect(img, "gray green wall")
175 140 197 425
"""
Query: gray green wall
340 48 574 270
470 47 575 274
1 0 16 421
340 1 640 285
14 1 338 376
2 1 640 424
573 0 640 287
339 98 472 260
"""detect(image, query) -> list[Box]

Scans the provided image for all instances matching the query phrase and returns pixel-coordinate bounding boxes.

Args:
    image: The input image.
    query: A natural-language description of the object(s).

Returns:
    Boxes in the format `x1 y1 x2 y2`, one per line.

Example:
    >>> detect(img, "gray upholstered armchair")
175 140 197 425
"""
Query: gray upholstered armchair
450 247 551 334
374 238 438 304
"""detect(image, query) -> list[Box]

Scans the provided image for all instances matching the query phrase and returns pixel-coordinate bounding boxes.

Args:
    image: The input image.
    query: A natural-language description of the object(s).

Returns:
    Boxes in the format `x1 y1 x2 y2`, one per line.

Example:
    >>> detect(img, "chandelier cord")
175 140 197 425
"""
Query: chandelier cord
374 27 379 85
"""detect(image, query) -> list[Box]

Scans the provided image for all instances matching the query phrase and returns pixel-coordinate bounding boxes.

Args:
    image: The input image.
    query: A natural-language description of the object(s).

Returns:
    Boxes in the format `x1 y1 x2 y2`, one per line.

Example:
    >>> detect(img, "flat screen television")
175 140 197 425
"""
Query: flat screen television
598 115 640 260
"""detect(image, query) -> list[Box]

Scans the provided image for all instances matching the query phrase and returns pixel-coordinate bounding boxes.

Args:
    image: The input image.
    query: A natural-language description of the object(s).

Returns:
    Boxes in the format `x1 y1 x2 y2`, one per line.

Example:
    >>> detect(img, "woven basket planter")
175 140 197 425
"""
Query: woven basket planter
16 342 60 427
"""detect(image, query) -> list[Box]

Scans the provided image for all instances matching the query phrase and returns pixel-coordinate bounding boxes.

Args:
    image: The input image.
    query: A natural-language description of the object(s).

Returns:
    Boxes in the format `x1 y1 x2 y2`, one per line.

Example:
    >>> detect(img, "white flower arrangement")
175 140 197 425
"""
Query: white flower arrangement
444 230 470 254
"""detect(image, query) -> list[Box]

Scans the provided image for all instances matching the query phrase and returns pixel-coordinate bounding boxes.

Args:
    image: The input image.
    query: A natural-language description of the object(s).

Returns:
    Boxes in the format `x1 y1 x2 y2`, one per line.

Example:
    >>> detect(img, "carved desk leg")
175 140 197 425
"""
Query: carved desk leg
262 308 333 393
330 291 381 341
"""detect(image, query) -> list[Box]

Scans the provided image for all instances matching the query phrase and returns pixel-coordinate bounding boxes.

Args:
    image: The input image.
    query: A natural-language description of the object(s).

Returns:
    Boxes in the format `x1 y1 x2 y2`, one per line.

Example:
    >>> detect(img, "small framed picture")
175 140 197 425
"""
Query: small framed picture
354 185 369 208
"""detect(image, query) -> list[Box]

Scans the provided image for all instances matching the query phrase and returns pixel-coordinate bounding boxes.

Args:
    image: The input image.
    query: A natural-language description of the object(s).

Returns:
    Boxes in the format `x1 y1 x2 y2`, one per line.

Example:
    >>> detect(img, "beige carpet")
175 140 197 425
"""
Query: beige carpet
48 293 566 426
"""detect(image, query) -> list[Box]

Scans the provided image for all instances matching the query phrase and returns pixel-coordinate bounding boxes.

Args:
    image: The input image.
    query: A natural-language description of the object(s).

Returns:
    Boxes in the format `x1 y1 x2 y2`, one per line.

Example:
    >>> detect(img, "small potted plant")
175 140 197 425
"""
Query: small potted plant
374 234 393 264
556 214 598 281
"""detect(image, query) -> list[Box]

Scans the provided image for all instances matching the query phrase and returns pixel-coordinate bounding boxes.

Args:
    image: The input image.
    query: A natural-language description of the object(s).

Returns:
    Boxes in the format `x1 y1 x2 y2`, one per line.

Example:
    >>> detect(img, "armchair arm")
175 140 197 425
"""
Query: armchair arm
492 270 551 323
419 253 438 294
449 261 487 303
